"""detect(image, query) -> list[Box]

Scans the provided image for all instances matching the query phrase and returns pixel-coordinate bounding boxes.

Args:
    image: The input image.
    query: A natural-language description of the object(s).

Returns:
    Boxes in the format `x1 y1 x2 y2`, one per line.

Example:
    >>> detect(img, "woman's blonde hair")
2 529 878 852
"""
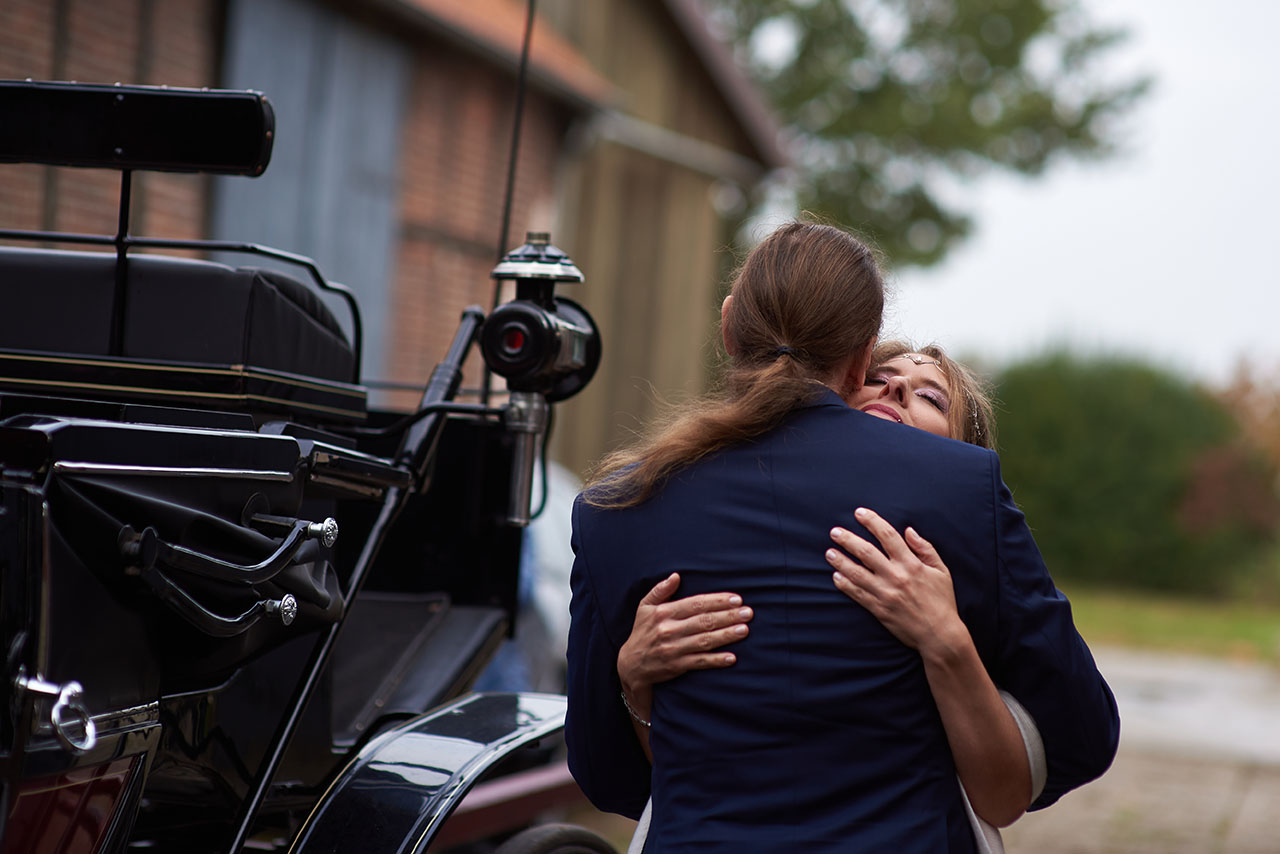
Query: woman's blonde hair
586 222 884 508
869 340 997 449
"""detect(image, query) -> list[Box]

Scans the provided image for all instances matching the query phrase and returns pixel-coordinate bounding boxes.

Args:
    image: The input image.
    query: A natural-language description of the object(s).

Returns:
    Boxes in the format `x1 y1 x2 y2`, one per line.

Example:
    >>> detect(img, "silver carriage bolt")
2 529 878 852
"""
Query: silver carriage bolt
306 518 339 548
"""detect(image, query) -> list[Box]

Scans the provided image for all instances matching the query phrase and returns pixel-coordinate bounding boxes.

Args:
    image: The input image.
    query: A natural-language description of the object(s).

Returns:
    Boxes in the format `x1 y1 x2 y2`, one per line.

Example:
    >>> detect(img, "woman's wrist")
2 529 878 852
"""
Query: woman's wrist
917 616 974 670
620 678 652 710
618 642 655 700
621 690 652 727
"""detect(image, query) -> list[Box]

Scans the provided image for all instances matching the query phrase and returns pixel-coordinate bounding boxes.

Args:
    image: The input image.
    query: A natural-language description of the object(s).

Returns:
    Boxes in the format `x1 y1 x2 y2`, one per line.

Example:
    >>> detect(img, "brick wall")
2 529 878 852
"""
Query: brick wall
0 0 218 240
383 39 572 408
1 0 577 413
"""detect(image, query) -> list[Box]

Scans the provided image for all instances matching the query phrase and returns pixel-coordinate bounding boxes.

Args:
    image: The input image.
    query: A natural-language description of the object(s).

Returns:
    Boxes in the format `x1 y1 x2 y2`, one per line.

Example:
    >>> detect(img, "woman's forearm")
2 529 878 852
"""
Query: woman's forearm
827 513 1033 826
920 620 1032 827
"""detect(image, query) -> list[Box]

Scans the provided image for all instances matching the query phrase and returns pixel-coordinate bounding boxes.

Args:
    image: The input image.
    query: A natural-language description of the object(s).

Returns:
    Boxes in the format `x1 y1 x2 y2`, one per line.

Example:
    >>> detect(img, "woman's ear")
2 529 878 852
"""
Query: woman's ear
720 295 737 356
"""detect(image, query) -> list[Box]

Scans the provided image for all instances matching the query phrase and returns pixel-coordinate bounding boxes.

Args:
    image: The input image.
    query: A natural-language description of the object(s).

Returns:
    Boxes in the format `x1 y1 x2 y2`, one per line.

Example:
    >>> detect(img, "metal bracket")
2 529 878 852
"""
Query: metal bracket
14 668 98 754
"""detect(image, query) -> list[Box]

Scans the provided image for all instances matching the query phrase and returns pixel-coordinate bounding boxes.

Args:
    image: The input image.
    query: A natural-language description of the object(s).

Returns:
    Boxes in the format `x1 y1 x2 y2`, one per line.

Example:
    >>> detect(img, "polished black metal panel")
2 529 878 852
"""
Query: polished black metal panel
0 80 274 176
1 72 601 854
291 693 568 854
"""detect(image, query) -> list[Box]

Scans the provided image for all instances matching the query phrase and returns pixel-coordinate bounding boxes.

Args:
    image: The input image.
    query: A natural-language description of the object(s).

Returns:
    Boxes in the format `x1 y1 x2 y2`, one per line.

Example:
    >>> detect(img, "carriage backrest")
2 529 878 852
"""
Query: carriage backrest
0 246 354 382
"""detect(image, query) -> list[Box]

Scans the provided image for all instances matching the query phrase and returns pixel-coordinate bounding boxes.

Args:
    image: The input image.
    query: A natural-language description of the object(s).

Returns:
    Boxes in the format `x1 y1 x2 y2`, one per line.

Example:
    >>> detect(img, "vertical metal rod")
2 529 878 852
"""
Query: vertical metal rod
227 307 484 853
398 307 486 481
494 0 538 289
482 0 538 406
109 169 133 356
41 0 72 236
225 487 407 854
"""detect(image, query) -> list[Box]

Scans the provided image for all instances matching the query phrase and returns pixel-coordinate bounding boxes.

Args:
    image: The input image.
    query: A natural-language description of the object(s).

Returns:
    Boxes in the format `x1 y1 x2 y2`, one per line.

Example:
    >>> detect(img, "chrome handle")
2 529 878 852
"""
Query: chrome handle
15 671 97 754
120 515 339 585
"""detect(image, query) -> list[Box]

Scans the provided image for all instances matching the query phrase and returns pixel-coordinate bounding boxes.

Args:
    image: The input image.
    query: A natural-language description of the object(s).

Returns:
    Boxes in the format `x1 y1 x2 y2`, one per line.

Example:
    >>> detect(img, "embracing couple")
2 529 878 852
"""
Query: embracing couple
566 222 1119 852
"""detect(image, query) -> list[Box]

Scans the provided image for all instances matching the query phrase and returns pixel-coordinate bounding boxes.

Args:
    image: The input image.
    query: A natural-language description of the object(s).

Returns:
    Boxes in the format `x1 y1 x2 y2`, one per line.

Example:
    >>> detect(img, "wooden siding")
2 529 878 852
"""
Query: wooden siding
539 0 767 477
551 141 733 477
540 0 760 160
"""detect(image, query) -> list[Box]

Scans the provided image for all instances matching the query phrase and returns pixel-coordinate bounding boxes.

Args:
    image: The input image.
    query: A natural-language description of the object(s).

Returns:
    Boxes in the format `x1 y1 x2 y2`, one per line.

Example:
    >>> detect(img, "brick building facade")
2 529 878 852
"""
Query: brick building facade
0 0 217 241
0 0 782 473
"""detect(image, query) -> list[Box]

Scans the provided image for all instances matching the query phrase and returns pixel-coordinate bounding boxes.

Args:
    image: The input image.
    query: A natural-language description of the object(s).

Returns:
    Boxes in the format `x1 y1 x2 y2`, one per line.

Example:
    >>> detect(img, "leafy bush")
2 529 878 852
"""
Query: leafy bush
995 352 1279 596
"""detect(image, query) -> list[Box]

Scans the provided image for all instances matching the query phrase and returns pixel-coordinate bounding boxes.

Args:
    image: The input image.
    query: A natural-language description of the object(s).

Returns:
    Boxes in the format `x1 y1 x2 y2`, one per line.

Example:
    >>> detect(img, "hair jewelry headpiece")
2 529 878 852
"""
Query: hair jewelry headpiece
888 353 943 368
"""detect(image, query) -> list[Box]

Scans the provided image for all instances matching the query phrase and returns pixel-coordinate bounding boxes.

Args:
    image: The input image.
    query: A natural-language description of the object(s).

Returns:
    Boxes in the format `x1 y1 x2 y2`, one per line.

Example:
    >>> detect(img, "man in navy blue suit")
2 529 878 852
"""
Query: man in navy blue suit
566 223 1118 852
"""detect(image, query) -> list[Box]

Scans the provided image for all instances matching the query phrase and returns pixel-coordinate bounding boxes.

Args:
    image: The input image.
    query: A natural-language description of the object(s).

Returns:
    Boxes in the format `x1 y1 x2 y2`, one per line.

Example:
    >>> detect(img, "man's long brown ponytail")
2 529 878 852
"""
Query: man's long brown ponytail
586 223 884 509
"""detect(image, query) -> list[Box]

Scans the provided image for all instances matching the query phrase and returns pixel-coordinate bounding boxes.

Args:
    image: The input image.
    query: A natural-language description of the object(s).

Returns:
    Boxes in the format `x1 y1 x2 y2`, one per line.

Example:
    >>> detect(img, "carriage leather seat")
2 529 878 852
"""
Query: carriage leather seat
0 246 355 384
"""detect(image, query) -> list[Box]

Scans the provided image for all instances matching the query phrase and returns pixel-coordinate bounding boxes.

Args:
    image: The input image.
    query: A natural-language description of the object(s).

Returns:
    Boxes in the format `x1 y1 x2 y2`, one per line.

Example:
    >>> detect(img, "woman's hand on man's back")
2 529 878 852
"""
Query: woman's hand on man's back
826 508 970 661
617 572 752 721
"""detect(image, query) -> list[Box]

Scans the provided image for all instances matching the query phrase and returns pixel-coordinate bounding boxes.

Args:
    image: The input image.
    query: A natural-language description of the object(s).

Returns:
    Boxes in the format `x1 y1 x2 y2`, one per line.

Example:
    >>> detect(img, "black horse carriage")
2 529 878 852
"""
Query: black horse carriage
0 80 615 853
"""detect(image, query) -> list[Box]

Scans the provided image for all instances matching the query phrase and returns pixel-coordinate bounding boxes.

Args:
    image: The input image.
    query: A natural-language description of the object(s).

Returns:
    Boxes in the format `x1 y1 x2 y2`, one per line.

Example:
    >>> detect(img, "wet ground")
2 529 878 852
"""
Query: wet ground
1002 747 1280 853
1001 646 1280 853
1097 646 1280 765
570 646 1280 853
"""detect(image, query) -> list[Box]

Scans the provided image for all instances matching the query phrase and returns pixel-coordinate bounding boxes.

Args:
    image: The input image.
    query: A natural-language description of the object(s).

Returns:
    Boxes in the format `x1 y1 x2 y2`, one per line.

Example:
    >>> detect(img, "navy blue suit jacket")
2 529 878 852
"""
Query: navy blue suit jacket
566 390 1119 852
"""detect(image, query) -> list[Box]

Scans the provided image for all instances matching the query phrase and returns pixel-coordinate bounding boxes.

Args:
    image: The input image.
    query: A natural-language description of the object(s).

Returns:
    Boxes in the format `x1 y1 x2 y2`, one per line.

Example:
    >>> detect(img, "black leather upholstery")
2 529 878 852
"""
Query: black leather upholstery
0 246 355 383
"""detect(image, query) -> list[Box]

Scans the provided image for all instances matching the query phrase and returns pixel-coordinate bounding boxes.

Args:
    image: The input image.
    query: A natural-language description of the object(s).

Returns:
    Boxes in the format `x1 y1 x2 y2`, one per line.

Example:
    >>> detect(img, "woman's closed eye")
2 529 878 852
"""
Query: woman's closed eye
866 371 949 412
918 389 949 412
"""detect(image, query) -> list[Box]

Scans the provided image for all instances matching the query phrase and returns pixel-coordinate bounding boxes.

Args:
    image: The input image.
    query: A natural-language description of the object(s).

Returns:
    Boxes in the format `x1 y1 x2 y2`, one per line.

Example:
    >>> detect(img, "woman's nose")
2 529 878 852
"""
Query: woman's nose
881 375 909 402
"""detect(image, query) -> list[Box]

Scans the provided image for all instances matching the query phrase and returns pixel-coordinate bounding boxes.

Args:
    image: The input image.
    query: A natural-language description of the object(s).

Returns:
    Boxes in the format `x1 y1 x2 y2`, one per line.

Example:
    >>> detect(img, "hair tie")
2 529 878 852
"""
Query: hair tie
774 345 796 359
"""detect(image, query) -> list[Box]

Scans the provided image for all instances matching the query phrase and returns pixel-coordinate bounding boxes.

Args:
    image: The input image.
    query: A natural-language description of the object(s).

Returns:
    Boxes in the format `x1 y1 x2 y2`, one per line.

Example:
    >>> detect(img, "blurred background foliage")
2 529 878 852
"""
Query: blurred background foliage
994 352 1280 599
705 0 1149 267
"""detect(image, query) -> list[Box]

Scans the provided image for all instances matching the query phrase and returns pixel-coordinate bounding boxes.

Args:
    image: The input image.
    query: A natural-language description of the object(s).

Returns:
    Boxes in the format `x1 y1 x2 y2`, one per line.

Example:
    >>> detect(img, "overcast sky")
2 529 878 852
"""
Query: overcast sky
882 0 1279 388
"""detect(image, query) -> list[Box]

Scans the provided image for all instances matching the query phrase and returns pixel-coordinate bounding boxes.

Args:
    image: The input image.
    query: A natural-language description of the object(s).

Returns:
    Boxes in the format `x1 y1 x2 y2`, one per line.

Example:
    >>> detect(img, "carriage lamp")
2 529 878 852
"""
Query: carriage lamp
482 234 601 525
481 232 600 401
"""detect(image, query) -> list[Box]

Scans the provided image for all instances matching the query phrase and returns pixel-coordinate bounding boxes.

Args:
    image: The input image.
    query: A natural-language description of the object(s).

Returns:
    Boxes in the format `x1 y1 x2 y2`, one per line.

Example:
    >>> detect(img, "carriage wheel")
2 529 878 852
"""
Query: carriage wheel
491 823 620 854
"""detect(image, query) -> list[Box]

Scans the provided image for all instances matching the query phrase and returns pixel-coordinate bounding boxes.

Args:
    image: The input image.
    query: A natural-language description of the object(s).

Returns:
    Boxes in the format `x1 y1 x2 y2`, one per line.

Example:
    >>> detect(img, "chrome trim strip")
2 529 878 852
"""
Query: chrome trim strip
307 473 385 499
53 462 295 481
0 351 367 398
36 418 288 440
33 701 160 739
0 374 365 417
308 441 397 467
91 702 160 733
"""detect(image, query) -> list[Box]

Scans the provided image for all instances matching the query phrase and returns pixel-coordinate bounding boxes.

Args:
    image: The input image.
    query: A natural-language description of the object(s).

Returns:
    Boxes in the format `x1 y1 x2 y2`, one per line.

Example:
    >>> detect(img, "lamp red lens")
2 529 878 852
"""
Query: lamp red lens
502 327 526 354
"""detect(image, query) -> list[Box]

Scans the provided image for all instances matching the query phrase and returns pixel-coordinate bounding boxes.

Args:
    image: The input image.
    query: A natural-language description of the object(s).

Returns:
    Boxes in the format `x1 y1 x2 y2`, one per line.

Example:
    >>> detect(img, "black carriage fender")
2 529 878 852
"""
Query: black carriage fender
290 692 568 854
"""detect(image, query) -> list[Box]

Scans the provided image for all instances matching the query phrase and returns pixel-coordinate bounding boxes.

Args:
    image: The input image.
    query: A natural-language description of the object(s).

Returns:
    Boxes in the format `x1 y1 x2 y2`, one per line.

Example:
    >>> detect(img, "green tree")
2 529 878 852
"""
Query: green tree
708 0 1149 266
995 353 1279 596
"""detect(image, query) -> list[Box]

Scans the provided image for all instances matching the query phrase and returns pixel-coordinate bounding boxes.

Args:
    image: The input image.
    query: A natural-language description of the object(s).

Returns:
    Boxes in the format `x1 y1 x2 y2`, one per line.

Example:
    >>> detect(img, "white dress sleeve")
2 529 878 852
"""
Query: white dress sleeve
627 798 652 854
961 689 1047 854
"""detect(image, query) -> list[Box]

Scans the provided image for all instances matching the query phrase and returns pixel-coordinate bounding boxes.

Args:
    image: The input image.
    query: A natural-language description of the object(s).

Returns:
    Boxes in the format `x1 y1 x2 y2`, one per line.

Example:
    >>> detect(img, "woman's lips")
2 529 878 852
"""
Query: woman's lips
861 404 902 423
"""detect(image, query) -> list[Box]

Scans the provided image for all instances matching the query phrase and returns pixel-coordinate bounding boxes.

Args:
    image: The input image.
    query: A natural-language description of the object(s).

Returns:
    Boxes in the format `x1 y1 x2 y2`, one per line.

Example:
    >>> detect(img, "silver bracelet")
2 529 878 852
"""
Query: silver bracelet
620 691 651 728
